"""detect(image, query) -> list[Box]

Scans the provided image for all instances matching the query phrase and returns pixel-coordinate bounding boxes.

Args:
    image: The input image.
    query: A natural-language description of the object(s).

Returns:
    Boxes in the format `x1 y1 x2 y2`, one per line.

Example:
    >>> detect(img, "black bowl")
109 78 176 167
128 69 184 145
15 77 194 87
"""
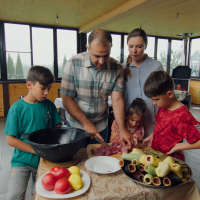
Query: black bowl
22 127 93 162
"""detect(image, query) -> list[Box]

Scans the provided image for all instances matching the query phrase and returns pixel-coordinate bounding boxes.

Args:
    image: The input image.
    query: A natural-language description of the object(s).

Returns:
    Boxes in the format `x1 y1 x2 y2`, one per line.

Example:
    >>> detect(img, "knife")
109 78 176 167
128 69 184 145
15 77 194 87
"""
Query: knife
95 136 109 146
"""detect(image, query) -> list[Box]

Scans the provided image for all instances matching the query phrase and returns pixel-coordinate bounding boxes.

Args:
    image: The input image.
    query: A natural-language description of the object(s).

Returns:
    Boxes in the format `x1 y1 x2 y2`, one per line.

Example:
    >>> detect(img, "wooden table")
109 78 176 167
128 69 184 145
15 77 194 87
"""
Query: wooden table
34 148 200 200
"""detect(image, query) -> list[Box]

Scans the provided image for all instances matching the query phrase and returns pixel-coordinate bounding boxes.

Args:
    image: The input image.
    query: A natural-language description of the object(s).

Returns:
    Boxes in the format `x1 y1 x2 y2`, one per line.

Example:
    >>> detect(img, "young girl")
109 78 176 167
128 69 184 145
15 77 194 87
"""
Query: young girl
110 98 146 143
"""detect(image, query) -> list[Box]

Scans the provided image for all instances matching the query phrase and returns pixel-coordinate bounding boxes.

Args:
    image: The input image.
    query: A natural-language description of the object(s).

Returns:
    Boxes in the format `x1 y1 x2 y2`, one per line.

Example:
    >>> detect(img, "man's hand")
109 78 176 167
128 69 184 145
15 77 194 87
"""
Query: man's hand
120 129 136 149
142 133 153 147
83 123 104 141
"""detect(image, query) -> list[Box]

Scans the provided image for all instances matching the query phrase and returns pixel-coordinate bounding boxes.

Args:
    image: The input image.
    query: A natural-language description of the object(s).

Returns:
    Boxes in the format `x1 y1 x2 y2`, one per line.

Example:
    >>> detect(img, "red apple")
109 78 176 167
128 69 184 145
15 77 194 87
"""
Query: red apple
54 178 71 194
41 173 57 191
49 166 61 176
55 168 71 180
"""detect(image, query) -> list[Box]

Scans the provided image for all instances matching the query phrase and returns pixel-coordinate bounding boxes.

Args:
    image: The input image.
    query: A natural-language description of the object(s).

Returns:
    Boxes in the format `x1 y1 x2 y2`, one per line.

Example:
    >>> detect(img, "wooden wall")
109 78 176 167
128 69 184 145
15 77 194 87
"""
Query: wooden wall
0 84 4 117
190 80 200 104
8 83 61 106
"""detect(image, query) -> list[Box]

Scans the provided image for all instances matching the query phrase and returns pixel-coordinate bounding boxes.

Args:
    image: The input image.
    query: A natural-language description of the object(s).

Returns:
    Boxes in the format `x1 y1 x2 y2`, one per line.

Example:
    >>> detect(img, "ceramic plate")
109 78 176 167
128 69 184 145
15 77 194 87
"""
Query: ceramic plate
36 170 90 199
85 156 121 174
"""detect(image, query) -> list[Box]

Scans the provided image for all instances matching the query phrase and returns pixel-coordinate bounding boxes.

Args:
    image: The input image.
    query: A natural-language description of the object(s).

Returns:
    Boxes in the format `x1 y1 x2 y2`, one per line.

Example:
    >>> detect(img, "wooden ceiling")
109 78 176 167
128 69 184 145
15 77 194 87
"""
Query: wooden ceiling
0 0 200 38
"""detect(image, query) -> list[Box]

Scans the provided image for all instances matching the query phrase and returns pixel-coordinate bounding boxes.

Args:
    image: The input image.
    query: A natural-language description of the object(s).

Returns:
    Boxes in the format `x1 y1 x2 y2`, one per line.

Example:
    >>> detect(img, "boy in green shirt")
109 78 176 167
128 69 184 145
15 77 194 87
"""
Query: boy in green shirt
4 66 62 200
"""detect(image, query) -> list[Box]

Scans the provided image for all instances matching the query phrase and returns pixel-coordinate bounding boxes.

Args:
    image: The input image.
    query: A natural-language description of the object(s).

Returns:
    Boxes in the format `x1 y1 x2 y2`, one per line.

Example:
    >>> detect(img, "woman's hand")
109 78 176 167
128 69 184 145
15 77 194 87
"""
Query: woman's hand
142 133 153 146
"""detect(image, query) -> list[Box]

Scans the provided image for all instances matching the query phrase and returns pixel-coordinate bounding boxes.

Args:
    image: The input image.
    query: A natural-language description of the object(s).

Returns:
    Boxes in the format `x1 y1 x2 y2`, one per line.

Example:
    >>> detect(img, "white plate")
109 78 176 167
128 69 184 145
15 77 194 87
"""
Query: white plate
36 170 90 199
85 156 121 174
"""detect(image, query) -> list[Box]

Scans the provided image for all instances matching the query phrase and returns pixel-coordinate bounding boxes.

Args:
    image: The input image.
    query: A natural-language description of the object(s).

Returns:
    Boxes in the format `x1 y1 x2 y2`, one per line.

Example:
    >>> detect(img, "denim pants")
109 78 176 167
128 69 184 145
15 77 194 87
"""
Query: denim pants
65 120 108 147
6 165 37 200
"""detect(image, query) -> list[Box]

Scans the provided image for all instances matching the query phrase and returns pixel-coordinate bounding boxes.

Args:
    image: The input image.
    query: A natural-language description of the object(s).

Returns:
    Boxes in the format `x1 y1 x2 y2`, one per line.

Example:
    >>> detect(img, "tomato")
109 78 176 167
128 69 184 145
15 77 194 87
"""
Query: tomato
54 178 71 194
55 168 71 180
41 173 57 191
49 166 61 176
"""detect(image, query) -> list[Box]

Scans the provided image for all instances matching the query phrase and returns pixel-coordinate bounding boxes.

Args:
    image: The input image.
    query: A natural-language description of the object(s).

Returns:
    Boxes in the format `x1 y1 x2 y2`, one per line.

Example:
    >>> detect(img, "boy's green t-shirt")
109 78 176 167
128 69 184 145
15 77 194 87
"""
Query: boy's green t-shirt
4 98 62 168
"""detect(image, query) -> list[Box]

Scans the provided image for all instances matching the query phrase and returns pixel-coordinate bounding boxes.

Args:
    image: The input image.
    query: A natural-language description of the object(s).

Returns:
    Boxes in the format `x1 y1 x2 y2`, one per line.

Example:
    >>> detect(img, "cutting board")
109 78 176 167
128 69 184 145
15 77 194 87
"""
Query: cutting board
87 143 152 160
87 144 122 160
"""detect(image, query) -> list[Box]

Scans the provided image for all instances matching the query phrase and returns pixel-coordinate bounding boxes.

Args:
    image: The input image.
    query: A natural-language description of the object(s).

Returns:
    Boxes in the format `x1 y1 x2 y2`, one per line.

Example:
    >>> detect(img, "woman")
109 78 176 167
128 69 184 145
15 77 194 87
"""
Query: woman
123 28 164 136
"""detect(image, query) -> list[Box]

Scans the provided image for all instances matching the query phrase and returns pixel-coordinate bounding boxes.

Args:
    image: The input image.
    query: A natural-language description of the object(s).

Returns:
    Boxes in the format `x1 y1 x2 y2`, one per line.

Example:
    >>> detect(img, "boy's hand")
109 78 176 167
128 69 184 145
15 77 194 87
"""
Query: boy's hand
166 143 181 155
142 134 153 147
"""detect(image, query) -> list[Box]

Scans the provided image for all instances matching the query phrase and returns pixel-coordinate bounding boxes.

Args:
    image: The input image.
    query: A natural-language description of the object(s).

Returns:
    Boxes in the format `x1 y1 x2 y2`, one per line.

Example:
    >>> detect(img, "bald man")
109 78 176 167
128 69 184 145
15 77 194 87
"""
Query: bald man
60 29 135 147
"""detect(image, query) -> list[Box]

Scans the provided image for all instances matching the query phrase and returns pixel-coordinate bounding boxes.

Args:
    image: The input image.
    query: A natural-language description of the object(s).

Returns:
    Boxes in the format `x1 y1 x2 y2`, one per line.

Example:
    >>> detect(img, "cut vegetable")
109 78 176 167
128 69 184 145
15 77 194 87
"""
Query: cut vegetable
131 158 140 166
122 153 144 161
125 164 136 174
144 164 157 176
139 155 147 165
171 164 183 179
144 174 153 185
133 171 144 182
155 161 171 177
152 177 162 186
163 172 181 186
145 155 161 167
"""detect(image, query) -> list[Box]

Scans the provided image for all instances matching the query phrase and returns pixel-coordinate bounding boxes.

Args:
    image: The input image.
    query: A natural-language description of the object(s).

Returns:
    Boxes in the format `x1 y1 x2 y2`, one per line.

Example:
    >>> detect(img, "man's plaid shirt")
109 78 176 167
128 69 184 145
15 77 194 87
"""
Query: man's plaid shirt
60 52 124 132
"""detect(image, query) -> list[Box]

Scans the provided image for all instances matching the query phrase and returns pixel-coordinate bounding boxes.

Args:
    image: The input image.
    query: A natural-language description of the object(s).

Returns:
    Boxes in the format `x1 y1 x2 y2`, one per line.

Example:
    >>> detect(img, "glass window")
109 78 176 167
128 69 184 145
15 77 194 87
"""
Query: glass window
110 34 121 62
124 35 128 62
32 27 54 74
145 36 155 58
170 40 183 75
157 39 168 71
4 23 31 79
190 38 200 77
57 29 77 77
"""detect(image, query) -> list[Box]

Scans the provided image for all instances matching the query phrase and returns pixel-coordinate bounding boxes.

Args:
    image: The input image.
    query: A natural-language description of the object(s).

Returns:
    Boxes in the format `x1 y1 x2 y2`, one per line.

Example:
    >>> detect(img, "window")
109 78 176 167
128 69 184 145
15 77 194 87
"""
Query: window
124 35 128 62
4 23 31 79
57 29 77 77
170 40 183 75
110 34 121 62
157 39 168 71
190 38 200 77
145 36 155 58
32 27 54 74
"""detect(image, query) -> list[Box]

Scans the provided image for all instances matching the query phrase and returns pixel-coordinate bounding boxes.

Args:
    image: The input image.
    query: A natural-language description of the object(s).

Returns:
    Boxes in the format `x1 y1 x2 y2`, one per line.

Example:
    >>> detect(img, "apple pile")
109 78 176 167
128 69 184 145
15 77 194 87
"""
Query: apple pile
41 166 82 194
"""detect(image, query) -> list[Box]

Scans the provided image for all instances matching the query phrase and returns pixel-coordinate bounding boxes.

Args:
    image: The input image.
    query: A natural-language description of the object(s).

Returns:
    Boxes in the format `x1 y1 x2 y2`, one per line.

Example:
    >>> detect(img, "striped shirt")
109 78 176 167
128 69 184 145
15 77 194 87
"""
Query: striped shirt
60 52 124 132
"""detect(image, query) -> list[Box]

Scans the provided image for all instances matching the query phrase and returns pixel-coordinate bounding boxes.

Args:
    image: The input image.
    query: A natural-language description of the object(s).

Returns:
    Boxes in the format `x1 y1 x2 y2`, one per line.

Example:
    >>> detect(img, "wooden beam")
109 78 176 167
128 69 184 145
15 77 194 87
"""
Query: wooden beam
79 0 148 33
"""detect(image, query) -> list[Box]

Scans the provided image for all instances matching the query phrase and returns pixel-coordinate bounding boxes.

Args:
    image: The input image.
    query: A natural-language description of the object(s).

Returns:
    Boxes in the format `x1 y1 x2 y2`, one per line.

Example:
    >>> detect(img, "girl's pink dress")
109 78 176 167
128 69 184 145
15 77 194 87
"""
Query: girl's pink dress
111 120 144 141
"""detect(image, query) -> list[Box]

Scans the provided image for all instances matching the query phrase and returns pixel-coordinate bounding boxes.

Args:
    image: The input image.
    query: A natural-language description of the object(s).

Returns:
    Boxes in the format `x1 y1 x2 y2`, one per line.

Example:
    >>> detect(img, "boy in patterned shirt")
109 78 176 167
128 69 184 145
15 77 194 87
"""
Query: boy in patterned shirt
143 71 200 161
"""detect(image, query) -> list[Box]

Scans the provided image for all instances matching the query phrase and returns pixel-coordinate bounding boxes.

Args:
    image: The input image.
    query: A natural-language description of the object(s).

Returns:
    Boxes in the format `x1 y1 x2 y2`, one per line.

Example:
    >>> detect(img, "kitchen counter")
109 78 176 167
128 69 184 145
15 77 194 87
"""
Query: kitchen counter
34 148 200 200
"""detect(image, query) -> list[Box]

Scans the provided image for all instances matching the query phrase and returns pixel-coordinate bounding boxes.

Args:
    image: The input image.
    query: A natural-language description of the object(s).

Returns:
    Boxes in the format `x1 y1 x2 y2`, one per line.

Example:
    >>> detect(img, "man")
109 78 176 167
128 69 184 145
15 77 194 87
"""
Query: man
60 29 135 147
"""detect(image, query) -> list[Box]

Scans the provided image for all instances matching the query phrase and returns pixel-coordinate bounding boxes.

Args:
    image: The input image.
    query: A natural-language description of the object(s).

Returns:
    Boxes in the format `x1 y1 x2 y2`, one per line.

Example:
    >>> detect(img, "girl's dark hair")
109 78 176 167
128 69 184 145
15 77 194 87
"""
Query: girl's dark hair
26 66 55 86
127 98 146 117
144 71 174 98
124 28 148 82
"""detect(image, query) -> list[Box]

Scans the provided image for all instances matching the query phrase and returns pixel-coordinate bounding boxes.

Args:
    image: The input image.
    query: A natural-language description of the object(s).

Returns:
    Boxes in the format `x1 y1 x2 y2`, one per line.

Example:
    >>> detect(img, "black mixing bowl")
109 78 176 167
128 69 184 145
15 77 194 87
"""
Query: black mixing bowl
22 126 93 162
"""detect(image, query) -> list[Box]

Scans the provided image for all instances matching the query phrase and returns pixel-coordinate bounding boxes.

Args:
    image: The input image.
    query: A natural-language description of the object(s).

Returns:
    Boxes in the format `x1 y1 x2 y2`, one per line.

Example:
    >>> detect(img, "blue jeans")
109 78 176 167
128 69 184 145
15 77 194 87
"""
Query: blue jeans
6 165 37 200
65 120 108 147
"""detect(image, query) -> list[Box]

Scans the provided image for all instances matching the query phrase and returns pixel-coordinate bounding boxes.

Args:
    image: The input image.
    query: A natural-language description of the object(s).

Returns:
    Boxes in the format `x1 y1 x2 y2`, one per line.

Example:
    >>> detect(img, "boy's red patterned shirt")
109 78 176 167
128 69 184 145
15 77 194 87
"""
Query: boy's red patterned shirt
152 106 200 161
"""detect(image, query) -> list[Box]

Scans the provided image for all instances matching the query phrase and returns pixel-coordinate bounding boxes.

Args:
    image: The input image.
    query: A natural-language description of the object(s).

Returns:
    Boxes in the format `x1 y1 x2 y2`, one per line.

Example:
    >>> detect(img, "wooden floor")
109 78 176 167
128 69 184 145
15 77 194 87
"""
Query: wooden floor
0 104 200 200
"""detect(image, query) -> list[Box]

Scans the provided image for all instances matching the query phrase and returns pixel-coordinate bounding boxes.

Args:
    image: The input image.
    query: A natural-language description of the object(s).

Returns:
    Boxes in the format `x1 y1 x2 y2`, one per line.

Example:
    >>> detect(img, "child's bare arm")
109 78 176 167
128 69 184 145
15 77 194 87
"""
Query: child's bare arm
55 122 62 127
7 135 36 154
110 131 118 143
166 140 200 155
142 133 153 146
